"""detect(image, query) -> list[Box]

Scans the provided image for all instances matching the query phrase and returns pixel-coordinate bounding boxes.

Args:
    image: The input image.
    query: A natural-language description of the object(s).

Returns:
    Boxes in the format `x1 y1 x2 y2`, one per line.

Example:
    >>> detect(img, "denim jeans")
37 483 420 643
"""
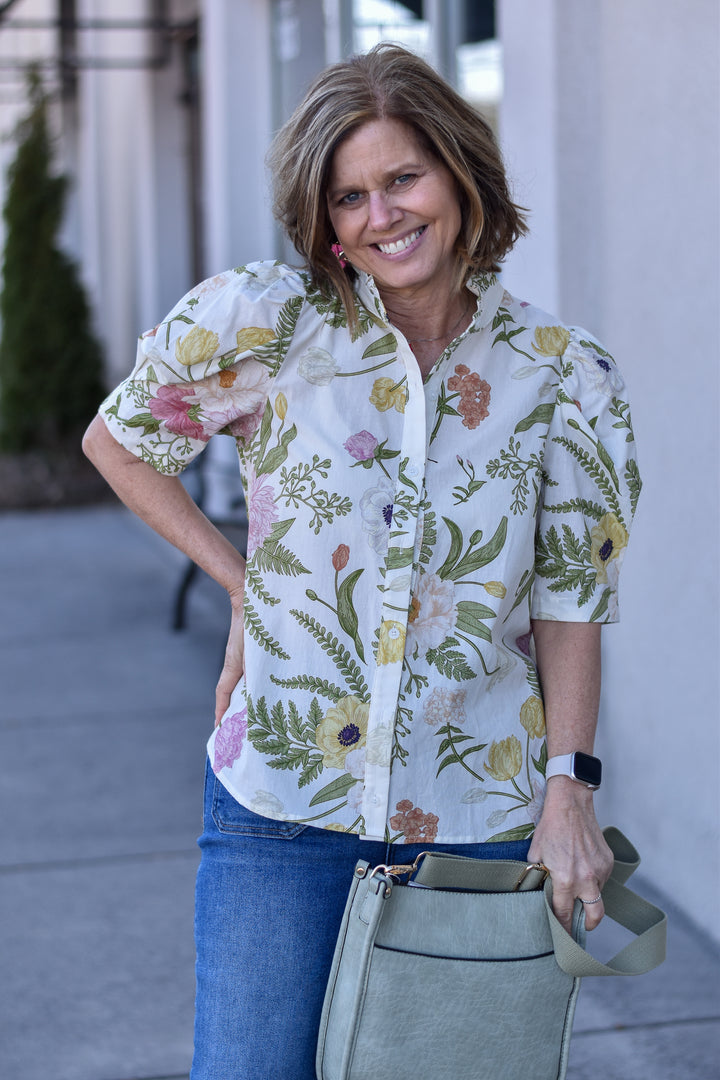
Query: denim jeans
191 761 531 1080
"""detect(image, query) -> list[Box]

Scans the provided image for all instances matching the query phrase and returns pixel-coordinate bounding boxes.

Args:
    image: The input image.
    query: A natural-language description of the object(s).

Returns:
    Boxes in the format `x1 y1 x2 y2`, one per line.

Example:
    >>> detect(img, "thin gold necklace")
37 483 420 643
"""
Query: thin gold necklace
405 300 471 345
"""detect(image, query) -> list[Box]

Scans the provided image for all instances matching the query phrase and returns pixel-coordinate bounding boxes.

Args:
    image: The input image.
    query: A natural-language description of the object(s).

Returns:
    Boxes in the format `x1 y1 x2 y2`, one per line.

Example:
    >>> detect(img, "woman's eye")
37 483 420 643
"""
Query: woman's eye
394 173 415 187
340 191 362 206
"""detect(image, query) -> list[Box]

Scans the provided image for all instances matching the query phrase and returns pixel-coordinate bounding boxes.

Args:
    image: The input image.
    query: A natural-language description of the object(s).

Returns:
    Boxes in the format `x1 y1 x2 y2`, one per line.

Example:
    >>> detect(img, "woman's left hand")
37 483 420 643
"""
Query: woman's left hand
527 777 614 932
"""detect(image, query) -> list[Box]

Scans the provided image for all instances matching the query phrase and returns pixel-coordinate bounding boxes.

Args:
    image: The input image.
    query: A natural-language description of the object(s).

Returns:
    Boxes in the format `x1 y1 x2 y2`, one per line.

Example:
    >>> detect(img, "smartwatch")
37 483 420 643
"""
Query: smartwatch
545 752 602 790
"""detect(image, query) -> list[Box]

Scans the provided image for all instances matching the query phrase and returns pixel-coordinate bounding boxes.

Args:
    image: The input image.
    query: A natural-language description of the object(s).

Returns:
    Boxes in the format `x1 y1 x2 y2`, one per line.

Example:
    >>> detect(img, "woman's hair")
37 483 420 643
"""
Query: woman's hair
268 42 527 320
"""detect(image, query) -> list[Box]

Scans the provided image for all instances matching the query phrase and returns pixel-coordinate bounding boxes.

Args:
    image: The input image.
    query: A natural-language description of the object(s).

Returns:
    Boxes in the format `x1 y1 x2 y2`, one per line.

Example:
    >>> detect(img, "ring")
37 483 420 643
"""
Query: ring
578 893 602 905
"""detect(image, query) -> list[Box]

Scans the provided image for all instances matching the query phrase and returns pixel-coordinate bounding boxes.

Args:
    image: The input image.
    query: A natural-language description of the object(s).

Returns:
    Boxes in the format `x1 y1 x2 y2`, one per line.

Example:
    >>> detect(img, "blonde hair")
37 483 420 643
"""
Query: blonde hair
268 43 527 322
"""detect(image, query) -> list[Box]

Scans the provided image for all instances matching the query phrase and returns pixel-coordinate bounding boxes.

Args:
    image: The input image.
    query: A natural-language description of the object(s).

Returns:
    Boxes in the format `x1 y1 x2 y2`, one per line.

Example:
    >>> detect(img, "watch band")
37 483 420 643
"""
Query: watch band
545 752 602 789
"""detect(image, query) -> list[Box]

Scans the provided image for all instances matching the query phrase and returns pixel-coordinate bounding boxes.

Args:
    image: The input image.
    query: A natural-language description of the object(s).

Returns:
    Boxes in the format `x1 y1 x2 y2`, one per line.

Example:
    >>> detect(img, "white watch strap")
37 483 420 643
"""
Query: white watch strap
545 753 575 781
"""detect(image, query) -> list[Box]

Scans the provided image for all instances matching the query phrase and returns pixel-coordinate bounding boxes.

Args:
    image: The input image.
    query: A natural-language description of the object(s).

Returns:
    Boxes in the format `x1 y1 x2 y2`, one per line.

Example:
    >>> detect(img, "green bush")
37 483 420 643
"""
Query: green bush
0 69 104 452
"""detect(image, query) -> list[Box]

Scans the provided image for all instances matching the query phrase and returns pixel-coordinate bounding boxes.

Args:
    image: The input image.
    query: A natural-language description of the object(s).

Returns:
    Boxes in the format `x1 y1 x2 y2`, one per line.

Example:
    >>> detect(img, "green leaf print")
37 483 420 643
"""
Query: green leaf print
269 673 345 702
425 637 476 682
437 517 509 582
246 694 325 787
626 459 641 517
487 822 536 842
534 524 599 605
256 423 298 477
435 723 487 780
336 568 365 662
361 332 397 359
514 402 555 434
454 600 497 642
308 773 358 807
243 599 291 659
290 609 369 700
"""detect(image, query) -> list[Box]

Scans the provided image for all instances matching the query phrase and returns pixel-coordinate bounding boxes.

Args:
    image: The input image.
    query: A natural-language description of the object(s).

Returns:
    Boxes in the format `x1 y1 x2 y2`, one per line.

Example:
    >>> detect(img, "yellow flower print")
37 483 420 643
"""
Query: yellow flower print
482 581 507 599
484 735 523 781
590 513 629 583
325 823 348 832
236 326 276 352
175 326 220 367
376 620 406 665
532 326 571 357
519 696 546 739
315 696 369 769
275 392 287 420
370 377 406 414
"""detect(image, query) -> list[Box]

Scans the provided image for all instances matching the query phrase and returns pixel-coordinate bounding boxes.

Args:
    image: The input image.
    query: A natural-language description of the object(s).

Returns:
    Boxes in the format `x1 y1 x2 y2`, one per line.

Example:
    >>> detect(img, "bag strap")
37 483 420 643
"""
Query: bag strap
404 827 667 977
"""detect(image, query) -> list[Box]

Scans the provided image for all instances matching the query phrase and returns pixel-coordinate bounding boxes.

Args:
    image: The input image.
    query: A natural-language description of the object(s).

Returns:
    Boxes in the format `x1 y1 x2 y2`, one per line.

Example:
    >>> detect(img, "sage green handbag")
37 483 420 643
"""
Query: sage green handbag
316 828 666 1080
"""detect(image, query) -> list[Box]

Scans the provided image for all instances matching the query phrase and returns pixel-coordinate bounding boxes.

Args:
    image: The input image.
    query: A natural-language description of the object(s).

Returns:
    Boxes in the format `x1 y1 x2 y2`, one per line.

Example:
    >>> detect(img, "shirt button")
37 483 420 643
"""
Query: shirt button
407 463 420 477
388 626 401 640
371 795 381 806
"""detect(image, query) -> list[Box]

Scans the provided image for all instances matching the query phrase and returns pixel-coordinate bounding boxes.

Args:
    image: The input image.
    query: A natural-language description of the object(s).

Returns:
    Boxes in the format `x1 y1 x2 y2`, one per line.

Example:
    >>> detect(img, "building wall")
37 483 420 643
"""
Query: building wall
499 0 720 940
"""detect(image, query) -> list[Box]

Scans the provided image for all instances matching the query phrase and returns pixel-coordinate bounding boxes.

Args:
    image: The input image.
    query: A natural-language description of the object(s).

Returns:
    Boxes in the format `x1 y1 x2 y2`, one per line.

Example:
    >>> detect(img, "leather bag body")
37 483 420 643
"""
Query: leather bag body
316 828 666 1080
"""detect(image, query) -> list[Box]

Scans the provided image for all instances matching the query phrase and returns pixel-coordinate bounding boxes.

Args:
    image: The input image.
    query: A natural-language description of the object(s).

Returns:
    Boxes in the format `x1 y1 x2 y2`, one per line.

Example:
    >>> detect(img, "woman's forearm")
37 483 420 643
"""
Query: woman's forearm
528 619 612 931
530 619 601 757
82 415 246 599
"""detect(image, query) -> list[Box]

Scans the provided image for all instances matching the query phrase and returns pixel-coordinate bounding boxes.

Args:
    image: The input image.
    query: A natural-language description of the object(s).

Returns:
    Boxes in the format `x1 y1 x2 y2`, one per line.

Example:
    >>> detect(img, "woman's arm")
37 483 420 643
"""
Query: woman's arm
527 620 614 932
83 415 246 723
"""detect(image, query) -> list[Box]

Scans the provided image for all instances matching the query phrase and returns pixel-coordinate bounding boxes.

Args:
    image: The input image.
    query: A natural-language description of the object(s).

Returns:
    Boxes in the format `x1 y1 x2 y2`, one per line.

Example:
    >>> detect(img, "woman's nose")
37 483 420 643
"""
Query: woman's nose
367 191 400 232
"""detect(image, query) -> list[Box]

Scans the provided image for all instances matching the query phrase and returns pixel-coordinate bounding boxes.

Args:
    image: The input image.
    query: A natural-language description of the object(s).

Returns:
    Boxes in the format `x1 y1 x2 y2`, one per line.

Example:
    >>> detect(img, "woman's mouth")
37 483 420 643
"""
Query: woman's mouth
375 226 426 255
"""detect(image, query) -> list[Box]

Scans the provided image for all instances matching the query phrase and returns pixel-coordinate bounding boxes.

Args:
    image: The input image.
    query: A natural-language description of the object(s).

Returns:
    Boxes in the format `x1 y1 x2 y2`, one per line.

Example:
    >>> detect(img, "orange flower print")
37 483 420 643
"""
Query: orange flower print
446 364 491 429
389 799 439 844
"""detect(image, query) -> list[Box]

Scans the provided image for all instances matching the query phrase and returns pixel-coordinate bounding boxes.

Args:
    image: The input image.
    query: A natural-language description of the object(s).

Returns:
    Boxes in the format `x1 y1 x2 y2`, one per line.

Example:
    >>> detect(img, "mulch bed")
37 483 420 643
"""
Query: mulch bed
0 449 114 510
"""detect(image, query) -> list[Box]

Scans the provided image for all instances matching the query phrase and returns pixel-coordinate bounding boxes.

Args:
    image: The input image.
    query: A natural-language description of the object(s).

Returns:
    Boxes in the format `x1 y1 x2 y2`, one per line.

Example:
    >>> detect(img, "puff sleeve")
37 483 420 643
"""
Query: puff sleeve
531 331 641 623
99 262 303 474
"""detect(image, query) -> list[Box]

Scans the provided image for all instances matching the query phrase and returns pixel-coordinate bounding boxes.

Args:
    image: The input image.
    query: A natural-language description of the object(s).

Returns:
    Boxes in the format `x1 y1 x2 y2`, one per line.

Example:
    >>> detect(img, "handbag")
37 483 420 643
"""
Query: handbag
316 827 666 1080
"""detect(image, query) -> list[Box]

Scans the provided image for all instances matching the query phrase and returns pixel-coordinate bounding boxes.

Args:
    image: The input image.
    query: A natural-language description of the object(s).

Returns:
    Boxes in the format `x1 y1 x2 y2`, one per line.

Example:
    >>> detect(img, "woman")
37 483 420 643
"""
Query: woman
83 43 639 1080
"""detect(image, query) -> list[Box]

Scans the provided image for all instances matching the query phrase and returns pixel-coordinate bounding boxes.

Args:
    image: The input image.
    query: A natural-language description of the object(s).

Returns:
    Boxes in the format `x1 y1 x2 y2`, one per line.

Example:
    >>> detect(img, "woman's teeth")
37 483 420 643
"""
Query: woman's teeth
377 227 425 255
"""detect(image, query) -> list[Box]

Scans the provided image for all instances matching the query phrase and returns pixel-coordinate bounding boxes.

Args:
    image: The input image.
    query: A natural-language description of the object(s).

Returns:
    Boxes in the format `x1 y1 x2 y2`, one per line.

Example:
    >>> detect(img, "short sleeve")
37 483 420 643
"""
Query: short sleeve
99 262 303 474
531 331 641 623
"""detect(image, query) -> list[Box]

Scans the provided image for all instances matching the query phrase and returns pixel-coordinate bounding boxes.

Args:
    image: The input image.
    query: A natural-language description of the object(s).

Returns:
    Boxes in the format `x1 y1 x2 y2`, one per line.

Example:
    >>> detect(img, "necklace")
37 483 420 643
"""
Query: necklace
405 299 472 345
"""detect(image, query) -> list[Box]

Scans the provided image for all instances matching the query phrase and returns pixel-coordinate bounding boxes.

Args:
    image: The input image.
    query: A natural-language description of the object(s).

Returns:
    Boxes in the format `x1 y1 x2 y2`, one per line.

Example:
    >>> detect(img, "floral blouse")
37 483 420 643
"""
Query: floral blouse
101 261 640 844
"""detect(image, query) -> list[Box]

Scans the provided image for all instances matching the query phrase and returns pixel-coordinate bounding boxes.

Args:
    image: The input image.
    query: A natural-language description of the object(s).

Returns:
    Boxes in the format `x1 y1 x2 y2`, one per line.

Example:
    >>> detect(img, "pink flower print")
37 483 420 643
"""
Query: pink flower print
228 400 266 442
515 632 532 657
213 708 248 772
149 385 209 441
447 364 491 429
389 800 440 844
246 466 279 558
344 430 378 461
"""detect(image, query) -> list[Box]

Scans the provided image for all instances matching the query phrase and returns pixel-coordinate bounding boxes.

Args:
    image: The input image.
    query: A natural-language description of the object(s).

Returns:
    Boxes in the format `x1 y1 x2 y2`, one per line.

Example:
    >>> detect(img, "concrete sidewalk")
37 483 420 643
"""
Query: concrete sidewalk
1 505 718 1080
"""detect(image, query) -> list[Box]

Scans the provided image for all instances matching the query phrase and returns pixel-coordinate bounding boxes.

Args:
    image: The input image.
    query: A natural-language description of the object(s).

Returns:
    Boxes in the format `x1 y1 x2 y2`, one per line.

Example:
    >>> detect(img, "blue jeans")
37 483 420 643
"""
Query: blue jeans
191 761 531 1080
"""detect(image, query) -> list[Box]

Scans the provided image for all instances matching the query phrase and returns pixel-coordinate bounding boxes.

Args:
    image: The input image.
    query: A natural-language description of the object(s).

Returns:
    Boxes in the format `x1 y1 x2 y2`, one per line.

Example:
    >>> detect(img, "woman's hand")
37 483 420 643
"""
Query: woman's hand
528 778 614 932
529 619 609 932
215 583 246 726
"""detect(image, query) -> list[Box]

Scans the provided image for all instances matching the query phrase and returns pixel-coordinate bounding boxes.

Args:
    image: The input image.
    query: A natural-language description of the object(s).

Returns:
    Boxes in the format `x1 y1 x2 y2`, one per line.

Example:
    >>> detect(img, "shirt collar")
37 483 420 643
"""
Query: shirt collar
353 269 505 333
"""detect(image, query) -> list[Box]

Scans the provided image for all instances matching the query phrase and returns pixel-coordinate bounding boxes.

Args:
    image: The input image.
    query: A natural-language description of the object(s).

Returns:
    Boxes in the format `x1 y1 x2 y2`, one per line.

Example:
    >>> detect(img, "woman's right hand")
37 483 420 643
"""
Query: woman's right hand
215 583 246 726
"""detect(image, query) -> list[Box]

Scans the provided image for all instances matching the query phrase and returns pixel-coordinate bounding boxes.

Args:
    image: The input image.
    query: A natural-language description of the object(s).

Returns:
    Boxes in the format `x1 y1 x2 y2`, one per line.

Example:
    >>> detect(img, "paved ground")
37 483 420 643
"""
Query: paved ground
1 504 718 1080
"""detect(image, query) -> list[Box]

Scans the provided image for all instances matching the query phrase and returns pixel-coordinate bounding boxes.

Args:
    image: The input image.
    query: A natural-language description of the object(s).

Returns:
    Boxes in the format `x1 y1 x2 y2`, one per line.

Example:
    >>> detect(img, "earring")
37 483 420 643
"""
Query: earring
331 242 347 268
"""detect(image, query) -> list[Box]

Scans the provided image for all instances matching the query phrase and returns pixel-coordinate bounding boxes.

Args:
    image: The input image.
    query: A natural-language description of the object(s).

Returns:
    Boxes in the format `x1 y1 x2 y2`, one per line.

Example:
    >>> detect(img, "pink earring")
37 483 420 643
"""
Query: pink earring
331 242 347 268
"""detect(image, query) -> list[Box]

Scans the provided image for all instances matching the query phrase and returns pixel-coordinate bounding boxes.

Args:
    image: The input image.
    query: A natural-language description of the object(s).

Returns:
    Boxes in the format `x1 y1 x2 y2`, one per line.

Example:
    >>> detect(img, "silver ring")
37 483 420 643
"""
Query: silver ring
578 893 602 905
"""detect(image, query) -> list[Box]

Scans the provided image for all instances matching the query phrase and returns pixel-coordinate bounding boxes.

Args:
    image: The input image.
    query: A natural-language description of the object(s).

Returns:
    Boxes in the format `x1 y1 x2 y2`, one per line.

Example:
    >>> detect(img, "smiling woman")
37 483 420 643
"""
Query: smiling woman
82 41 642 1080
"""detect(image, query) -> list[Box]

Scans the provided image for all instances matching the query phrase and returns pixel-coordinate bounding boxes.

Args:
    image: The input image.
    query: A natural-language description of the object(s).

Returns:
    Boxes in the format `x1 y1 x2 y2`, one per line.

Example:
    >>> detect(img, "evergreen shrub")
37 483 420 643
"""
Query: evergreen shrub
0 68 104 453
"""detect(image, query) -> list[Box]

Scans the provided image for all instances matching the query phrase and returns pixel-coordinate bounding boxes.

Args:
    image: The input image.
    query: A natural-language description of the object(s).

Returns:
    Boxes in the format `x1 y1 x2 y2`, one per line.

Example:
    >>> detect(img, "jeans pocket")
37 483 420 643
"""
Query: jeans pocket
210 774 308 839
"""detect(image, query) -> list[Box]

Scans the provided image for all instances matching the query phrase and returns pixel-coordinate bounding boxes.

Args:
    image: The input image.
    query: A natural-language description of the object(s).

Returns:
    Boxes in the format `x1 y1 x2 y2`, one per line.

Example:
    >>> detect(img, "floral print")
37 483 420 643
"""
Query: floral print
100 261 639 843
446 364 491 428
315 696 369 769
213 708 249 772
590 512 629 583
389 799 440 843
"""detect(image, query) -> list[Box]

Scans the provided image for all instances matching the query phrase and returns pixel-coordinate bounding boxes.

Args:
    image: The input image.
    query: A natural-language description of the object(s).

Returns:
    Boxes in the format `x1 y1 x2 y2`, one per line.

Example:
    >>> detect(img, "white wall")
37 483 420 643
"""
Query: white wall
200 0 275 273
499 0 720 939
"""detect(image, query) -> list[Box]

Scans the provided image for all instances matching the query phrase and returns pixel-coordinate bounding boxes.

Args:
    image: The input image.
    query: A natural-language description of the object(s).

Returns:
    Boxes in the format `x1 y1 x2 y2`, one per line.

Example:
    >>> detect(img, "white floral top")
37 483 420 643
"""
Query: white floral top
101 261 640 844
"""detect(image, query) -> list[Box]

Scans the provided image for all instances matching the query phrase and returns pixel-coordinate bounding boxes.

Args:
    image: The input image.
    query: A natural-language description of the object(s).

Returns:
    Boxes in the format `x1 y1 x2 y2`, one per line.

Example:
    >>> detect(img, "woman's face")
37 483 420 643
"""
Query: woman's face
326 118 462 303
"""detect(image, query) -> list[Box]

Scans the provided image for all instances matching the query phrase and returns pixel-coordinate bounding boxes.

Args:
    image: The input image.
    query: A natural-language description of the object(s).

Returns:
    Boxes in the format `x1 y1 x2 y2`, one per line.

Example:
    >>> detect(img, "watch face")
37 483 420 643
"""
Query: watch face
573 752 602 788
